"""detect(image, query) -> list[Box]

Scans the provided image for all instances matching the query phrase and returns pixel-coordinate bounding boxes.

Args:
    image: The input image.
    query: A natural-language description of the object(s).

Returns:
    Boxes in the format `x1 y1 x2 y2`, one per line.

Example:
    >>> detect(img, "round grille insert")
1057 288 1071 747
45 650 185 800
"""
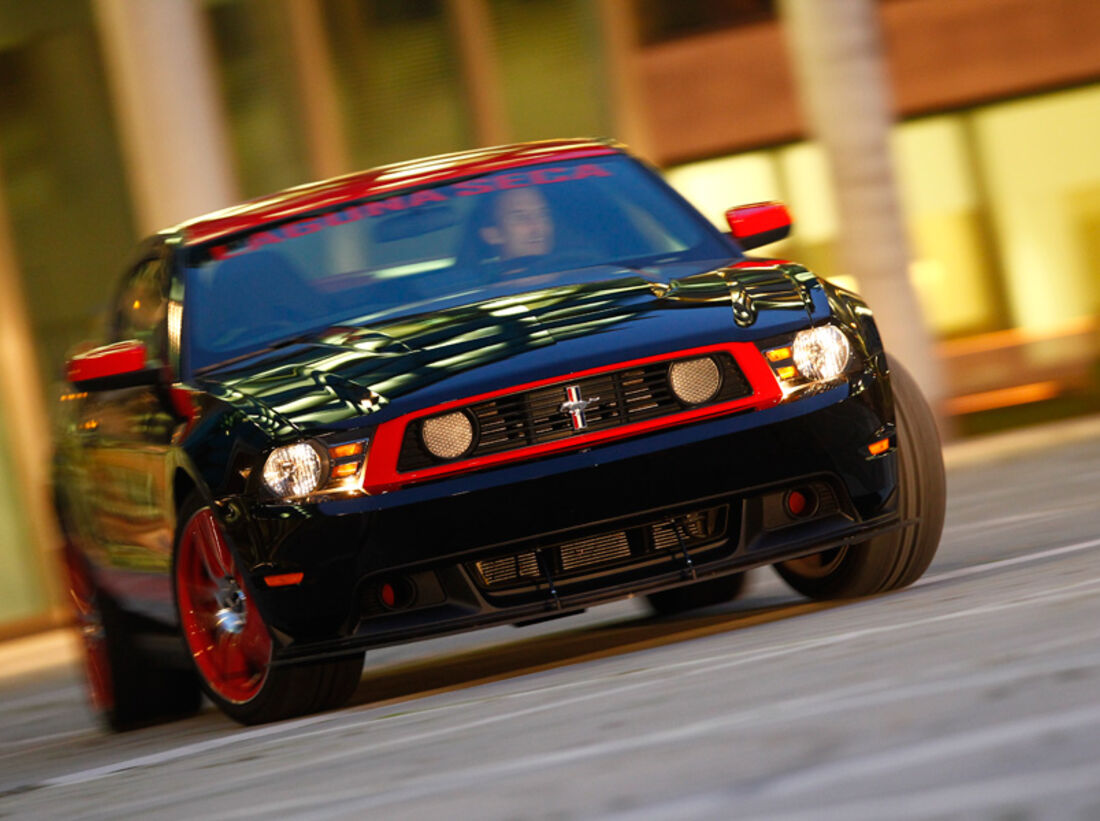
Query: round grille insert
668 357 722 405
421 411 475 459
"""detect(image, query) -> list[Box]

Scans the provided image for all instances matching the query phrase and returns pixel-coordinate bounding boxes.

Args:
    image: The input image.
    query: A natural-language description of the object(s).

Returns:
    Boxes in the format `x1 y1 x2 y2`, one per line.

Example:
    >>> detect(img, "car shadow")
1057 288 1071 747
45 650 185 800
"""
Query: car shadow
345 592 840 710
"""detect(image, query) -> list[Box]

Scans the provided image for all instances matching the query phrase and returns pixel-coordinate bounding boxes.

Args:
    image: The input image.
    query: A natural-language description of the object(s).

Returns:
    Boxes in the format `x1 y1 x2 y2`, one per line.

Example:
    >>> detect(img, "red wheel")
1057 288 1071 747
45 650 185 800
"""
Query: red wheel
176 508 273 704
64 545 113 712
61 539 201 731
173 493 364 725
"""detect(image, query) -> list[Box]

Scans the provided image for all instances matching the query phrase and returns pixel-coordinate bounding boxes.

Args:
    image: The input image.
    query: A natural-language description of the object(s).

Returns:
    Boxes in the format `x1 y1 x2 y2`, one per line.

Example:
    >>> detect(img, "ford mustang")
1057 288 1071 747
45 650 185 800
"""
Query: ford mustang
54 139 945 728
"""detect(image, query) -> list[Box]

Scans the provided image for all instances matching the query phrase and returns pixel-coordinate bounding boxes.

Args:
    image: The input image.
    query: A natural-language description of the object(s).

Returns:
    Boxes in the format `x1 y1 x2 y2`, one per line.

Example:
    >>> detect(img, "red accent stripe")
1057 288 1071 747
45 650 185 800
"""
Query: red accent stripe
362 343 780 493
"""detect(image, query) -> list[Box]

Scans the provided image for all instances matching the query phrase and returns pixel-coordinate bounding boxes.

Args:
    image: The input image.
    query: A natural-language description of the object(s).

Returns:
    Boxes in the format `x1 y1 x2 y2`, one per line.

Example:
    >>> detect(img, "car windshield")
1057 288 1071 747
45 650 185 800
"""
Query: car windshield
181 154 737 373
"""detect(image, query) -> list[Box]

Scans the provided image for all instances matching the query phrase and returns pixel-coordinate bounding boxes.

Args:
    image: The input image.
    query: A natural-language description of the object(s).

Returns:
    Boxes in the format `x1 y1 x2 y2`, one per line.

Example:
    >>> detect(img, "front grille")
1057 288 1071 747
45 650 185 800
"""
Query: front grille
399 354 752 471
475 552 541 587
651 508 723 550
559 531 632 572
469 504 729 590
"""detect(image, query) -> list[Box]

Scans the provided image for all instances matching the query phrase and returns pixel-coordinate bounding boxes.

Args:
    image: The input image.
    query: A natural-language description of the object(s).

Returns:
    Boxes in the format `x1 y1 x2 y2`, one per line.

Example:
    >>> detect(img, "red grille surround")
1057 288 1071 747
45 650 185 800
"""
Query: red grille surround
362 342 780 493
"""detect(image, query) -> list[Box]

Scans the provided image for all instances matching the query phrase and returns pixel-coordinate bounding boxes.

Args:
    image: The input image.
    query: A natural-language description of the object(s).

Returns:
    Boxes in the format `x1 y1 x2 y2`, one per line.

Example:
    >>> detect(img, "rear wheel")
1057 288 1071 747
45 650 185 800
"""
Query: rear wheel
646 572 748 616
65 544 201 731
774 361 945 599
174 494 363 724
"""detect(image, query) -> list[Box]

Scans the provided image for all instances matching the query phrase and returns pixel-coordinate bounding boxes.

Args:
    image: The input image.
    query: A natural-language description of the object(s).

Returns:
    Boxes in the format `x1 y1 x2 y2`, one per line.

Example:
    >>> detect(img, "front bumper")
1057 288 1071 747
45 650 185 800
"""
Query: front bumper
225 382 900 663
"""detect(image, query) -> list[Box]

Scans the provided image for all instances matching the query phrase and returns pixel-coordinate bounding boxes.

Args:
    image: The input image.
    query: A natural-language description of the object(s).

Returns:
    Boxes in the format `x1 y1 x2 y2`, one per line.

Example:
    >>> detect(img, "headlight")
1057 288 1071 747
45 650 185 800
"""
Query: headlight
792 326 851 382
668 356 722 405
262 442 325 499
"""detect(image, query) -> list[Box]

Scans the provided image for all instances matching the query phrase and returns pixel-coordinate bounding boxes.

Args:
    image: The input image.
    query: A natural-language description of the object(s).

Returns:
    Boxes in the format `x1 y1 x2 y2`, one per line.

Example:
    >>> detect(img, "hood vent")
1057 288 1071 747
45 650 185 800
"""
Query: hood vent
725 266 814 327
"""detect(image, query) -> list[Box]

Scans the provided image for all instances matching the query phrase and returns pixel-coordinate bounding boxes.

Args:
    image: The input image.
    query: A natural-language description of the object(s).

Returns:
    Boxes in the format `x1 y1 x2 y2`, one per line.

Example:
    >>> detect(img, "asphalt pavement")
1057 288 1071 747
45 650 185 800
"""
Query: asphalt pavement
3 415 1100 819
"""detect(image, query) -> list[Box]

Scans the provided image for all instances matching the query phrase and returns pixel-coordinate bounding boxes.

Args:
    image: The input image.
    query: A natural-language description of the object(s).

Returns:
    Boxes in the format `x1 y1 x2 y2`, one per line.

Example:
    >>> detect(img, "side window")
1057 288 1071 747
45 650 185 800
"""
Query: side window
113 257 169 358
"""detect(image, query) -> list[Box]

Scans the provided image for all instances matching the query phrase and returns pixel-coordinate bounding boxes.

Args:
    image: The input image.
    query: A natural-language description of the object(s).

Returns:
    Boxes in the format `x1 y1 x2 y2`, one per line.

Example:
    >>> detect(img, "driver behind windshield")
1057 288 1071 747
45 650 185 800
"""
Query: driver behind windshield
479 187 555 270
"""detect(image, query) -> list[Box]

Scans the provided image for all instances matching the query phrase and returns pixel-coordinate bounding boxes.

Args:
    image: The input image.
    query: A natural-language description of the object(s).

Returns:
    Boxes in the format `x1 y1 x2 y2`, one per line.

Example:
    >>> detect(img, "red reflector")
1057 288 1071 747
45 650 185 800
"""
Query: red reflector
787 491 808 516
264 572 304 588
380 583 396 608
868 438 890 456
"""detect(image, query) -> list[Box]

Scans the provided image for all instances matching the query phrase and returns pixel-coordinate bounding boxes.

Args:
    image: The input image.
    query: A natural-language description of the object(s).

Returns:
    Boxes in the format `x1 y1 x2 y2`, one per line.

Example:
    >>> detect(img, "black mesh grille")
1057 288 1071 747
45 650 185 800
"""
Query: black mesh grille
399 353 752 471
468 504 729 590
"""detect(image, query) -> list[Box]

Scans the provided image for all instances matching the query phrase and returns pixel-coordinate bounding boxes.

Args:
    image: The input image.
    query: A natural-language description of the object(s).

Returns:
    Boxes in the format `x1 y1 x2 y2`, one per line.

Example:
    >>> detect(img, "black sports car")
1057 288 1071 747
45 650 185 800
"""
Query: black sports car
54 139 945 728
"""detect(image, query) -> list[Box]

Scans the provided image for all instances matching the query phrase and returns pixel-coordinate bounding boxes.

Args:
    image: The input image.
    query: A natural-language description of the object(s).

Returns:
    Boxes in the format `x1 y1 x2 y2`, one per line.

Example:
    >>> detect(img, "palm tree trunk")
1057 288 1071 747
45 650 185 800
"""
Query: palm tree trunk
780 0 944 414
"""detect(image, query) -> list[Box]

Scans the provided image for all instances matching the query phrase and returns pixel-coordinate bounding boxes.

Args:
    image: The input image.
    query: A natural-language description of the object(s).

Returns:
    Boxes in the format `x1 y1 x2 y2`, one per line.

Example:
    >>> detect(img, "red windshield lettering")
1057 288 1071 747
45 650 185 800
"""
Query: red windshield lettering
529 167 571 184
247 231 283 250
572 163 613 180
365 197 406 216
454 180 494 196
409 189 447 207
281 218 326 238
206 161 615 263
209 244 247 260
324 208 359 226
494 173 529 190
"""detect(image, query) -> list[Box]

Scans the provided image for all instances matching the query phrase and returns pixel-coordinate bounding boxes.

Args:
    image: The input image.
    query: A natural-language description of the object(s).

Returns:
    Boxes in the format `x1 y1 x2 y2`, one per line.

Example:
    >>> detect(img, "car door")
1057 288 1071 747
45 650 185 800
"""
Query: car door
74 243 181 621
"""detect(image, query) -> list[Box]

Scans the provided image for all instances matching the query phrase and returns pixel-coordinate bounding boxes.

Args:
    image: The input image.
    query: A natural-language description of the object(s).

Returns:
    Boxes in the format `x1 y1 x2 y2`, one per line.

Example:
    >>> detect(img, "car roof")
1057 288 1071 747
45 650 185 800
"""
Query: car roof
174 139 623 246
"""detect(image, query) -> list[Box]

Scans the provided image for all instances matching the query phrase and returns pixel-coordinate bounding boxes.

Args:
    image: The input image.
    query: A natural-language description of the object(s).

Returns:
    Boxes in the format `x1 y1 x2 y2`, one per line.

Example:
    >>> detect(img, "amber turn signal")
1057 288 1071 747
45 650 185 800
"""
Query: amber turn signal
868 438 890 456
329 442 363 459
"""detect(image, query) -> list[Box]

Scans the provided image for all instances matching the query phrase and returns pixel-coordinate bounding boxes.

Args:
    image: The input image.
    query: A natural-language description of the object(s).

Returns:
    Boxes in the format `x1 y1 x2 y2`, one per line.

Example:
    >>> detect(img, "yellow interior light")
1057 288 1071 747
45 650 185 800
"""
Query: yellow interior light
329 442 363 459
767 347 793 362
777 365 798 380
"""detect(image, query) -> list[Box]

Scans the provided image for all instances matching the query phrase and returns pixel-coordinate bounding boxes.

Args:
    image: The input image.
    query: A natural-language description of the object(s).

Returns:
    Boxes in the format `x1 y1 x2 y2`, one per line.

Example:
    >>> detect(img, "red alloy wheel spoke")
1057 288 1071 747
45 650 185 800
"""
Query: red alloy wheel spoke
196 514 234 582
178 507 272 703
188 576 220 605
237 613 273 669
214 632 238 681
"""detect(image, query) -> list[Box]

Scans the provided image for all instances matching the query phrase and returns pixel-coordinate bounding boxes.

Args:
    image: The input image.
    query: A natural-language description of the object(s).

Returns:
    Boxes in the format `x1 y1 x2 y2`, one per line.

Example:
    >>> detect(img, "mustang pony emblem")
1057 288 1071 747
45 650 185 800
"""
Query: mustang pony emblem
560 385 599 430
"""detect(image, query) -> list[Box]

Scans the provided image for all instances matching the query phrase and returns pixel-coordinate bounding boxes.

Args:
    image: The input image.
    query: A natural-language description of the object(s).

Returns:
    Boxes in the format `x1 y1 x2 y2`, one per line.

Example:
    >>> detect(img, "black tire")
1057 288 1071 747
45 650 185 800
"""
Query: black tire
173 492 364 725
65 544 202 731
206 653 365 726
774 360 946 600
646 572 748 616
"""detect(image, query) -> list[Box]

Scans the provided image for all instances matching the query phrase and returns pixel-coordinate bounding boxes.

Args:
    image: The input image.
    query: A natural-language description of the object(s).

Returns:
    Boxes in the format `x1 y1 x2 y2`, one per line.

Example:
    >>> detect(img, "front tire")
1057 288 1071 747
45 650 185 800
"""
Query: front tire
174 494 363 725
775 360 945 599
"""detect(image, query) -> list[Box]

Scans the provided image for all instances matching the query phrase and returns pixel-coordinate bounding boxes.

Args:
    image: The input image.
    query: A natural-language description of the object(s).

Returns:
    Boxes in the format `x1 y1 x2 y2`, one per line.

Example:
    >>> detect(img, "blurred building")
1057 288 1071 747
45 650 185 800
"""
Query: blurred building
1 0 1099 631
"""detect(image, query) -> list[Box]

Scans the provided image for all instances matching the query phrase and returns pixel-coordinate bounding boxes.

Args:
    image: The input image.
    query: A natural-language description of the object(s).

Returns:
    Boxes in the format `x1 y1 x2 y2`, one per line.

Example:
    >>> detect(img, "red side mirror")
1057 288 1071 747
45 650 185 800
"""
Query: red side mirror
724 202 792 250
66 340 156 390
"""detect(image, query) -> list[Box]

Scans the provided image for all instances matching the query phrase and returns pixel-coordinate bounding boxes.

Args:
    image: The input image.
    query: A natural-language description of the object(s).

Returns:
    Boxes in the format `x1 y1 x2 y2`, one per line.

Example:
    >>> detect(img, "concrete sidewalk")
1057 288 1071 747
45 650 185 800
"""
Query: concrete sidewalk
0 627 79 682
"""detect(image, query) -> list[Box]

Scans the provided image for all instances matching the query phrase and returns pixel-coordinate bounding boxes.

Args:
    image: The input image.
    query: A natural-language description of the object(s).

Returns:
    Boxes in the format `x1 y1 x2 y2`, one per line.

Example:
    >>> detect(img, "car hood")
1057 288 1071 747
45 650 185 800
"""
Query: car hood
196 260 827 437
